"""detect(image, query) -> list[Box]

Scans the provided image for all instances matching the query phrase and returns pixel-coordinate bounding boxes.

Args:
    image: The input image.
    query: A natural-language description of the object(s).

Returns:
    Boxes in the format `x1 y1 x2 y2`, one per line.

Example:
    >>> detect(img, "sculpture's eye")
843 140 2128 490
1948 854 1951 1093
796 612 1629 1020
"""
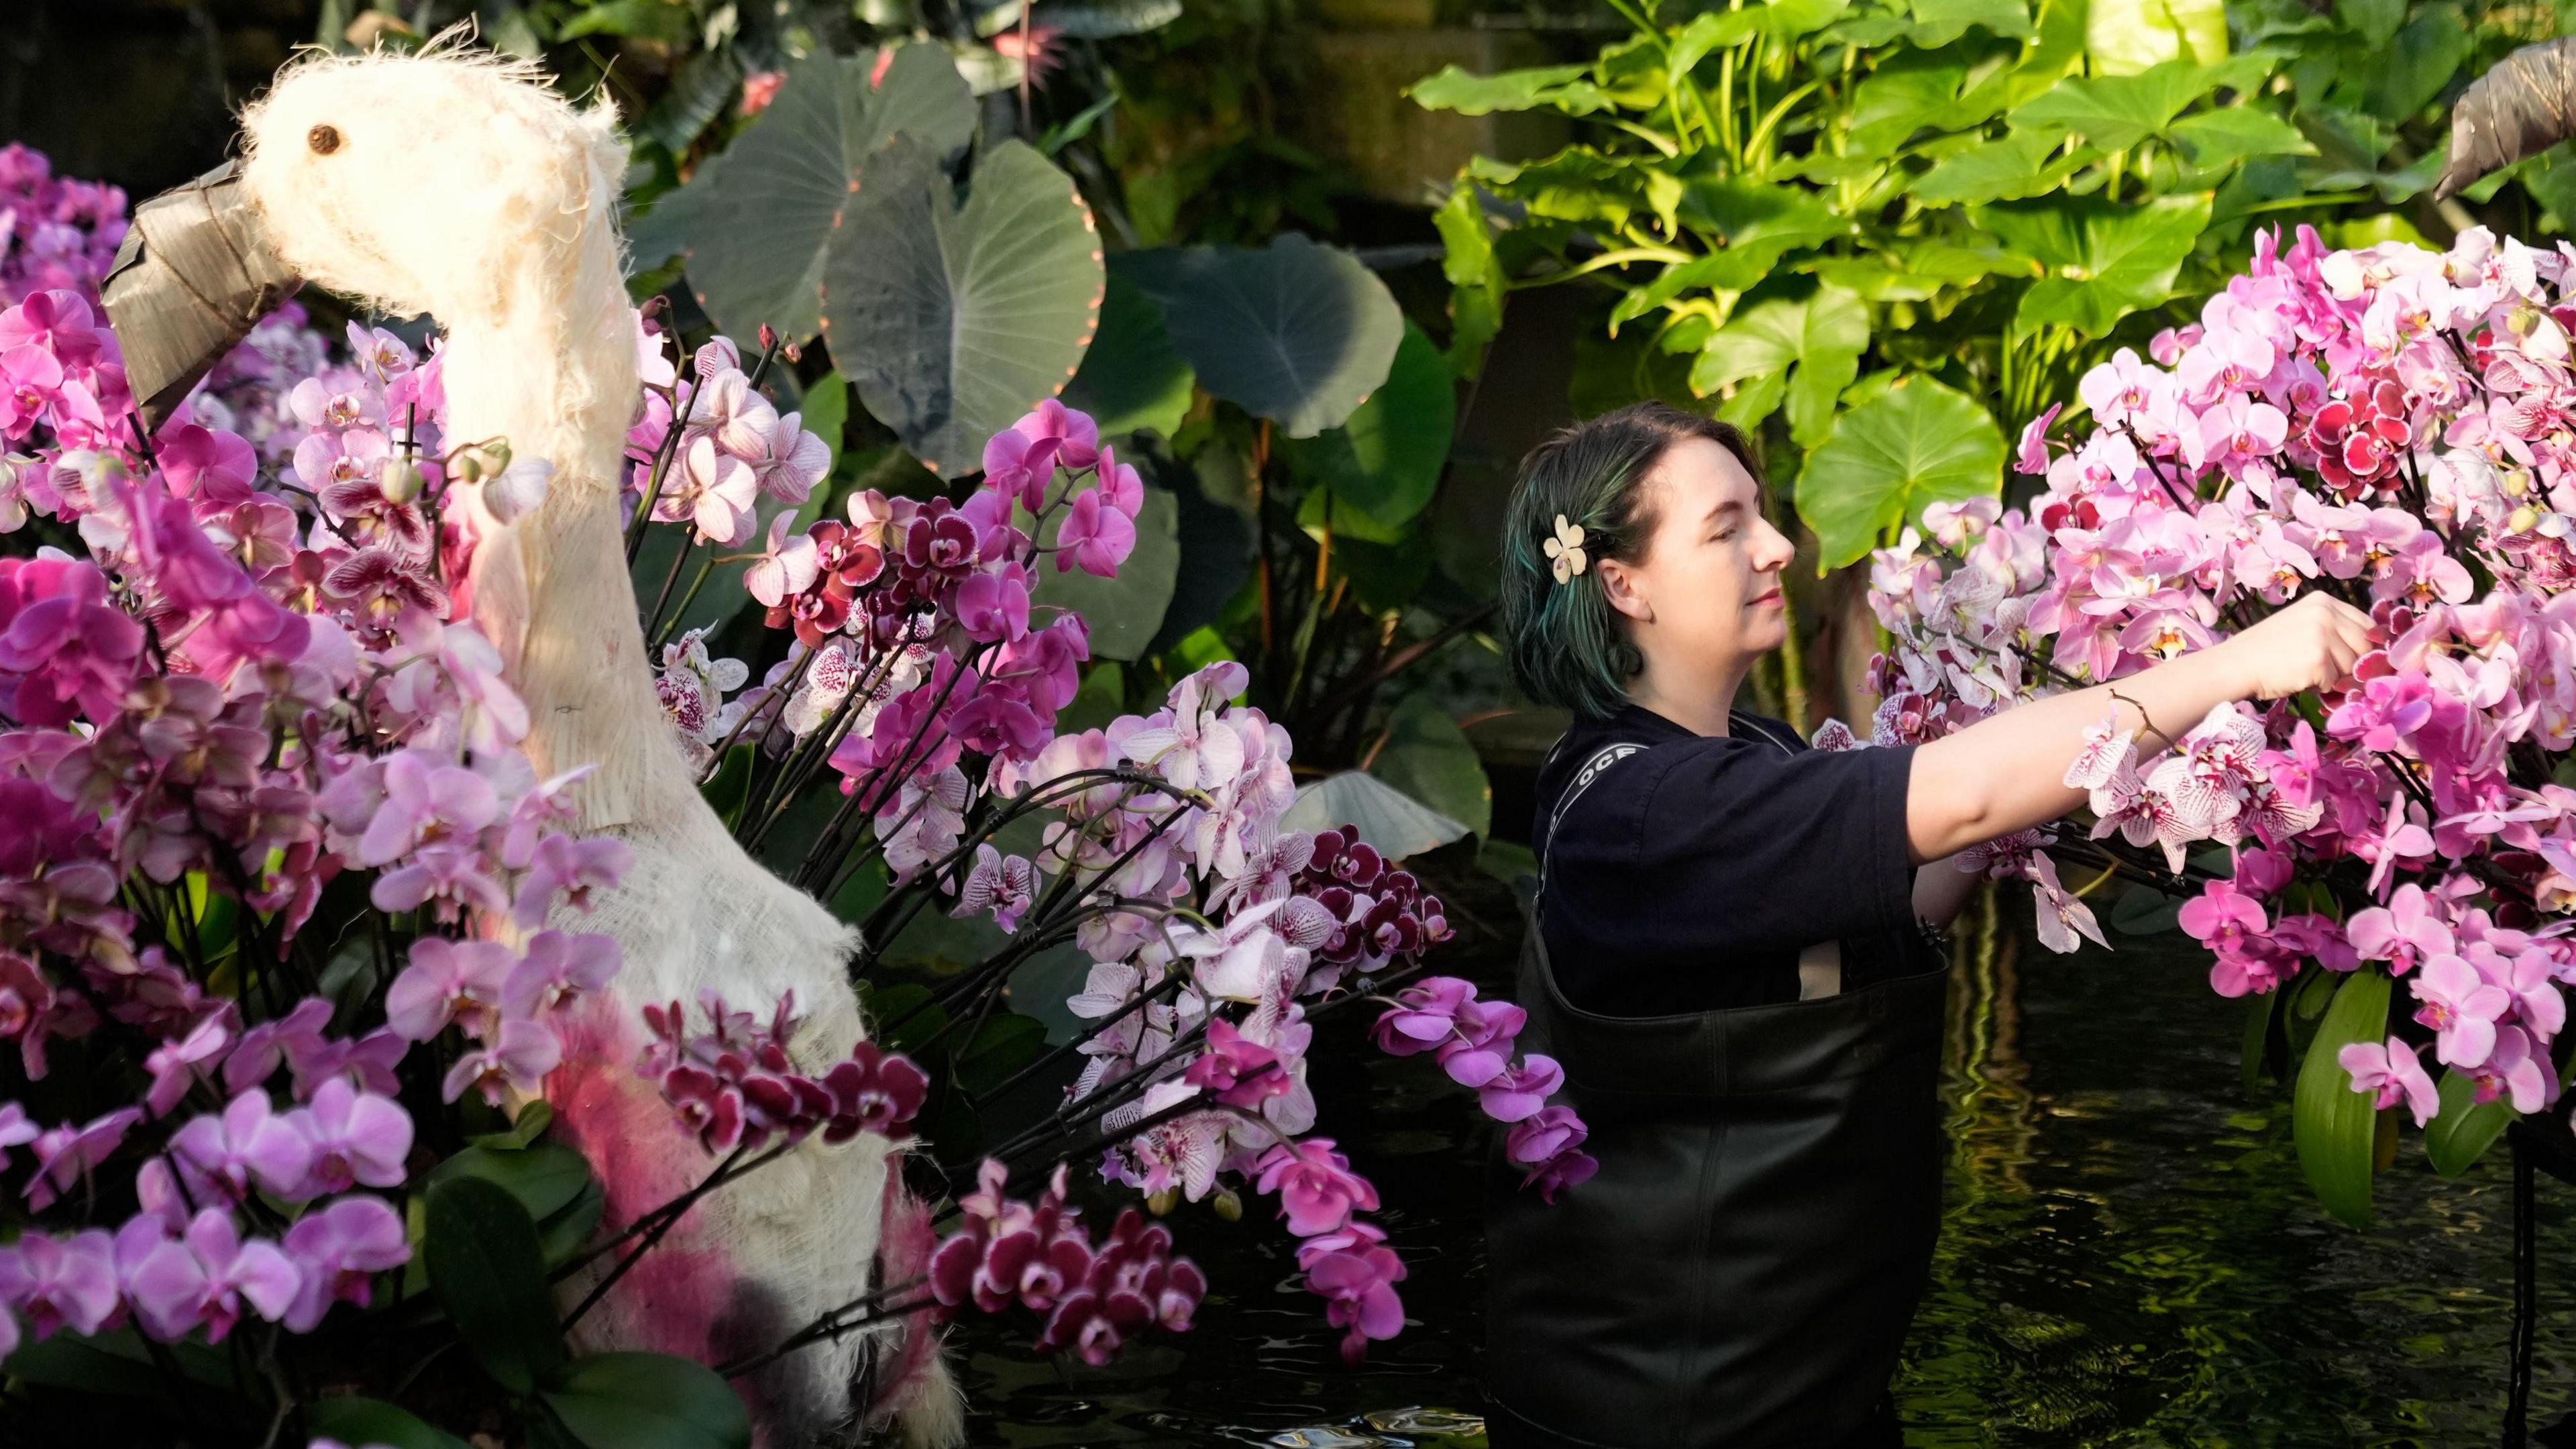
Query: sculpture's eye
308 125 342 156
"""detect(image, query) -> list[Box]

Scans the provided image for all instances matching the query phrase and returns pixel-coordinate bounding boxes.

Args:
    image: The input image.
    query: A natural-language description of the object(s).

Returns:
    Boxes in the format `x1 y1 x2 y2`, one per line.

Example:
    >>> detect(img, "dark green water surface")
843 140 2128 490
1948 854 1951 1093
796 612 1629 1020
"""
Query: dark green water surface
951 896 2576 1446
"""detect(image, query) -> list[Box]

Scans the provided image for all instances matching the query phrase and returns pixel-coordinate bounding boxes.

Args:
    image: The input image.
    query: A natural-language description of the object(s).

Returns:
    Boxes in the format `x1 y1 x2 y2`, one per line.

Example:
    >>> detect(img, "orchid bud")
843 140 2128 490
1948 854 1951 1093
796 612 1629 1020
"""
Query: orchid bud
1210 1186 1242 1223
2510 505 2540 535
379 457 425 505
759 323 777 354
1146 1187 1177 1216
2505 467 2532 498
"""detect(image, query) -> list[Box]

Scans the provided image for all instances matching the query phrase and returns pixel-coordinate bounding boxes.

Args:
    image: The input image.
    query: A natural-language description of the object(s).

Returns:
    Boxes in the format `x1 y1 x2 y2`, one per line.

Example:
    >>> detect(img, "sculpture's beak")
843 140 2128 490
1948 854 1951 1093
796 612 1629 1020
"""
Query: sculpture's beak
101 160 300 434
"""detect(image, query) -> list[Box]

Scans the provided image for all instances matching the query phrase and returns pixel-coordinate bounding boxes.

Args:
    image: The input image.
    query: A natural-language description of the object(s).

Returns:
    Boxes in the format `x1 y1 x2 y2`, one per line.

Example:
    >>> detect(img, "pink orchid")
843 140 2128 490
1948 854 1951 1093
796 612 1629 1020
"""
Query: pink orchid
2337 1036 2440 1125
2412 953 2511 1067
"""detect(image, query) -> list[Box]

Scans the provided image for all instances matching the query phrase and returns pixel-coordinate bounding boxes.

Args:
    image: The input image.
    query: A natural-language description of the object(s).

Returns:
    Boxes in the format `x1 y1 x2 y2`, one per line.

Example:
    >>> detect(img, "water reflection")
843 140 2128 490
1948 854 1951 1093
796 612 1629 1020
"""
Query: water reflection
953 901 2576 1445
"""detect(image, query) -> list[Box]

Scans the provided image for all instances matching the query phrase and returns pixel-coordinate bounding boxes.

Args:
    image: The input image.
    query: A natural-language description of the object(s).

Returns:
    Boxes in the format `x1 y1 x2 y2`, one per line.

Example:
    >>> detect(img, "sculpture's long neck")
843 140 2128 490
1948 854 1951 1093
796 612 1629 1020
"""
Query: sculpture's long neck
445 220 689 835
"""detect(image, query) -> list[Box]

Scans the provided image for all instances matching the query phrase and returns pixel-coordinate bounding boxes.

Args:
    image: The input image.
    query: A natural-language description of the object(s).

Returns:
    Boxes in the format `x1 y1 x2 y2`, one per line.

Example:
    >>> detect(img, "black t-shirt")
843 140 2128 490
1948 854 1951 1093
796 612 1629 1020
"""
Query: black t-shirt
1532 704 1928 1018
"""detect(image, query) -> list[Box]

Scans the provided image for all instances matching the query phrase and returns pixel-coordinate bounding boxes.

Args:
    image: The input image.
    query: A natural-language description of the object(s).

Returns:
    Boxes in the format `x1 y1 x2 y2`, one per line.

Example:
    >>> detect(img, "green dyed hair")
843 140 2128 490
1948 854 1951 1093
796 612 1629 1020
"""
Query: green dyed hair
1500 401 1763 720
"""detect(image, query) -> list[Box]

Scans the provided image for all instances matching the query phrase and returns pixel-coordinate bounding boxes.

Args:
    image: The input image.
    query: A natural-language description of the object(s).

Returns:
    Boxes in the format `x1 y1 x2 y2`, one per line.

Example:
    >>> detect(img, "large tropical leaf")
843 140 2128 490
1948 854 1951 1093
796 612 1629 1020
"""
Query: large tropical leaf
307 1399 475 1449
1907 0 2033 47
1978 193 2214 337
1282 769 1470 859
1027 482 1179 658
1911 131 2094 205
1283 323 1455 535
2292 967 2391 1229
1063 270 1195 437
2009 57 2239 149
1368 691 1493 841
1122 235 1405 438
822 135 1105 476
1689 283 1868 447
1796 376 2004 568
629 46 977 343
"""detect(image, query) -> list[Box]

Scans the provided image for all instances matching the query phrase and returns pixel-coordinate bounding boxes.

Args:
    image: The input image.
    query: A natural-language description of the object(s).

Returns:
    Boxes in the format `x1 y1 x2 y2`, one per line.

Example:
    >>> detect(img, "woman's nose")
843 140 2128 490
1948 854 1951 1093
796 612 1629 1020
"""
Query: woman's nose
1754 519 1796 572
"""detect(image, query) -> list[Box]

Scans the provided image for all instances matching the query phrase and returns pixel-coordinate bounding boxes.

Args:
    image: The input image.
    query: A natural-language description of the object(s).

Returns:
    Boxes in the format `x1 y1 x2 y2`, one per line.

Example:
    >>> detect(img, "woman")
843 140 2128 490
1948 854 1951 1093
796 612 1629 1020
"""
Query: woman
1483 402 2371 1448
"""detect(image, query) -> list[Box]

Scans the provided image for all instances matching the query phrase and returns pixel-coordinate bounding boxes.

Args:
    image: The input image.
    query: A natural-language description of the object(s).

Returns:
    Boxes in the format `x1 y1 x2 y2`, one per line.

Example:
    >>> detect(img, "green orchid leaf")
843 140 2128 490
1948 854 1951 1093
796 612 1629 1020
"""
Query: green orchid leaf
823 135 1104 476
424 1174 564 1395
1796 376 2005 569
543 1352 752 1449
308 1398 476 1449
1121 234 1405 438
2424 1067 2512 1177
2292 968 2391 1229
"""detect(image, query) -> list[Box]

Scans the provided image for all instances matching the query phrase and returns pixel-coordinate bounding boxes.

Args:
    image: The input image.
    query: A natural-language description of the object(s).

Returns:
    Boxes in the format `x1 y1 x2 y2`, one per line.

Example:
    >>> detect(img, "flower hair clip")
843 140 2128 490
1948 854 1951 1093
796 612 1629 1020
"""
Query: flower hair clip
1544 515 1589 584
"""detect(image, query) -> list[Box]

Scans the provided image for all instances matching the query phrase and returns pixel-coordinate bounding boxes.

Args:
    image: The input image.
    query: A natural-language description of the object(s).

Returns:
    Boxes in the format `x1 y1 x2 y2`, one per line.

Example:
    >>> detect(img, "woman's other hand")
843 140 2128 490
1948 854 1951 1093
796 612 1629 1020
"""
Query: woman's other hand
2212 592 2375 701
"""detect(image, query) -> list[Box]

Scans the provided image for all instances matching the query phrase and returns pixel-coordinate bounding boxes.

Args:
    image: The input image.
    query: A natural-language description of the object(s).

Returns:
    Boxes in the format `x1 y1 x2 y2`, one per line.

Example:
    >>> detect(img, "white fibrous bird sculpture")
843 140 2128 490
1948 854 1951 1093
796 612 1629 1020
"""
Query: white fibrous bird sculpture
217 46 960 1445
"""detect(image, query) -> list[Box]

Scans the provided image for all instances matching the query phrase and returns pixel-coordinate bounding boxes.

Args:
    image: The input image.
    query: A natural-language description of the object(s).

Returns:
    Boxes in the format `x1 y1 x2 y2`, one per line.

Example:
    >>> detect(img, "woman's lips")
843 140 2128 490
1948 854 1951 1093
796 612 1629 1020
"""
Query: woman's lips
1749 586 1783 606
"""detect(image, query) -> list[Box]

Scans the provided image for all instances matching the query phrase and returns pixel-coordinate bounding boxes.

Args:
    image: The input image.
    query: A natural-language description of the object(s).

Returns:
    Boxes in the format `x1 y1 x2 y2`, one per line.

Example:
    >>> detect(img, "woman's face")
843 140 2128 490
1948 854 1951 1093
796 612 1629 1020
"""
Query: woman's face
1600 437 1796 682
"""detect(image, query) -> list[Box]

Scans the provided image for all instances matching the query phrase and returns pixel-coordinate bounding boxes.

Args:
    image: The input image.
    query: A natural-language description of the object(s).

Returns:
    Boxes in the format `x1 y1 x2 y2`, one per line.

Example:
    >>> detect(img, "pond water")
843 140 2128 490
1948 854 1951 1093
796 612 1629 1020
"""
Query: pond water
949 889 2576 1447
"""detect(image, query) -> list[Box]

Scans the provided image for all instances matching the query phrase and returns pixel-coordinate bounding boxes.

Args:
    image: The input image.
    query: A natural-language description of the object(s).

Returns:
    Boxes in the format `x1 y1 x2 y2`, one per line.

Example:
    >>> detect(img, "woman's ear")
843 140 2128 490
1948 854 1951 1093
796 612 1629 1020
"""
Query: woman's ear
1597 555 1653 625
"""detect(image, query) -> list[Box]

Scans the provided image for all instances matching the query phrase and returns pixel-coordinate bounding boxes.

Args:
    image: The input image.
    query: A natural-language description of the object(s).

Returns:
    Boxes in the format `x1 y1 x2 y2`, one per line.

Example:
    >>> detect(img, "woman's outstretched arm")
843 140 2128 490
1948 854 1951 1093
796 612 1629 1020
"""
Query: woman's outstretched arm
1902 592 2375 864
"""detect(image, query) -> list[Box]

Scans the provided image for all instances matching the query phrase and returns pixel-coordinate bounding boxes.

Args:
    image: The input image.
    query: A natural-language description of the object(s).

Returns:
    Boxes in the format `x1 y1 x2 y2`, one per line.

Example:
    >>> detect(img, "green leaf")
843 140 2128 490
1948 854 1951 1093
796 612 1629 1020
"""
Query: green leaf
1979 193 2214 337
1796 376 2005 569
1281 769 1470 860
2365 4 2468 124
2109 883 2183 934
2335 0 2406 48
1908 0 2033 46
2424 1067 2512 1176
2292 967 2390 1229
1122 234 1405 438
1407 63 1615 116
823 135 1105 476
1755 0 1854 39
1028 483 1179 659
798 371 849 475
1368 690 1493 842
543 1352 752 1449
1064 270 1195 437
955 1011 1049 1095
308 1397 476 1449
2010 58 2228 149
431 1139 596 1224
1282 324 1454 533
1668 12 1760 85
2084 0 2228 75
469 1099 555 1150
649 47 977 344
2167 108 2314 172
1689 284 1868 447
1433 182 1507 377
1846 56 1986 154
425 1173 566 1395
555 0 694 43
1032 0 1184 38
700 743 755 829
1912 131 2093 205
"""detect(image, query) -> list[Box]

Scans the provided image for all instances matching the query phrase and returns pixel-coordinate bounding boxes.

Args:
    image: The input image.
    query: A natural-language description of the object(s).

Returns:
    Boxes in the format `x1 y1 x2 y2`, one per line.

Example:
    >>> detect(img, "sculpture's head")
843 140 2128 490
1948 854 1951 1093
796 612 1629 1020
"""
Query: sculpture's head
105 36 629 428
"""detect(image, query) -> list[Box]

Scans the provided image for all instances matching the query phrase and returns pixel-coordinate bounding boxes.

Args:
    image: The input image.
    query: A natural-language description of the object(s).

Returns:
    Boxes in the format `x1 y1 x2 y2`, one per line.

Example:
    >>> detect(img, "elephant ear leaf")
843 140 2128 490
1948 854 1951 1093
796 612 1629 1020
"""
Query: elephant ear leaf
627 45 976 345
1795 376 2002 568
822 135 1106 477
1121 235 1405 438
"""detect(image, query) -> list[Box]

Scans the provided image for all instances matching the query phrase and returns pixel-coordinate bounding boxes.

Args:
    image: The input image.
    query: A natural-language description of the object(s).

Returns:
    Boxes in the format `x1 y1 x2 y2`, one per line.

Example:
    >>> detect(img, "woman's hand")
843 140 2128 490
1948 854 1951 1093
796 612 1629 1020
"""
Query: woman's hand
2212 592 2376 701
